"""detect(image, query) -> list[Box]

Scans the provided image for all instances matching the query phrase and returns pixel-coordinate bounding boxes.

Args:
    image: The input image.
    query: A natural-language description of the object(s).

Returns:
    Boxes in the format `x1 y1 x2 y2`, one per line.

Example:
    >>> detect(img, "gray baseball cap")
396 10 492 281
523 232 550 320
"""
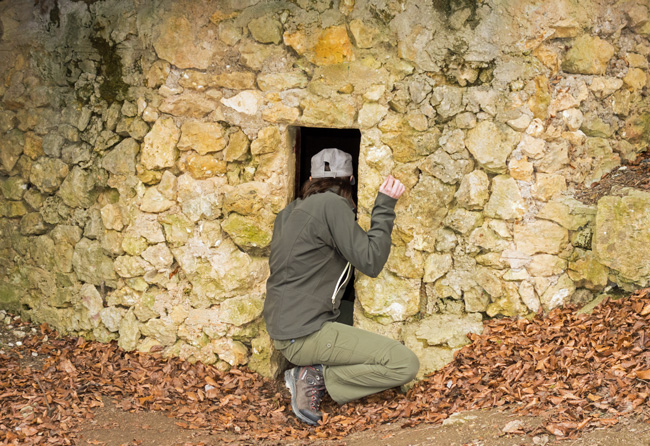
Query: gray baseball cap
311 148 353 179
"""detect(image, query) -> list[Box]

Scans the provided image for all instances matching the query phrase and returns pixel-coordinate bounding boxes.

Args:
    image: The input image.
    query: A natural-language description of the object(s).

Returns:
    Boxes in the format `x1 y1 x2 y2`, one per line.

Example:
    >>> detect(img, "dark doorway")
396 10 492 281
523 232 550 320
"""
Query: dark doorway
294 127 361 308
294 127 361 202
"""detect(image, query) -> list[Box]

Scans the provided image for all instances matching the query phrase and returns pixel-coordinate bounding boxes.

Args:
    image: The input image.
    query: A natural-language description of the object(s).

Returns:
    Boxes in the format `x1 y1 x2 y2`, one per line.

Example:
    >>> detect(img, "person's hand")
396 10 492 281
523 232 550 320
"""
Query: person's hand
379 175 405 199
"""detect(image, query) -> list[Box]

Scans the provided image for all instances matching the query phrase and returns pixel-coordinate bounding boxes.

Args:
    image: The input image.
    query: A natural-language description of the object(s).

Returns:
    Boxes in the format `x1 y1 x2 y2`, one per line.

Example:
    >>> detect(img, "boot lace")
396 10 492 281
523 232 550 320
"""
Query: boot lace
305 368 326 411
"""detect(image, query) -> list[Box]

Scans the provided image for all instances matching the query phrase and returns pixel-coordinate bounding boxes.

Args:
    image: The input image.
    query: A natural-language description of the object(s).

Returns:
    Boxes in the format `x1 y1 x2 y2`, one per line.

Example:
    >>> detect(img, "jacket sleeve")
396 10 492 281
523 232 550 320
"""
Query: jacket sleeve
323 192 397 278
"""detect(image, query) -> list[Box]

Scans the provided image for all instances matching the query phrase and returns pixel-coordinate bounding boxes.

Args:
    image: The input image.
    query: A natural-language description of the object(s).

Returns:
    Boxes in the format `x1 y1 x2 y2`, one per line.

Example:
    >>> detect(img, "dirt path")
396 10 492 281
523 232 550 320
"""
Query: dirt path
77 399 650 446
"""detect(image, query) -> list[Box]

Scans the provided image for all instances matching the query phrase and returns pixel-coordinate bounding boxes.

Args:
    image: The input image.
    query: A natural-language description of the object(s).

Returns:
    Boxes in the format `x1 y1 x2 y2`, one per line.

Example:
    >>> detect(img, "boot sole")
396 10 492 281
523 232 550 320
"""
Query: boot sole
284 369 318 426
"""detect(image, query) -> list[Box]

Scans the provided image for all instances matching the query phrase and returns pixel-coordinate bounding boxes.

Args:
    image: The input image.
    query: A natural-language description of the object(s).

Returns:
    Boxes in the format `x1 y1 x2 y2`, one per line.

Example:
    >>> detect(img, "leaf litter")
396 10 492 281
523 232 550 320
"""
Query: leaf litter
2 287 650 445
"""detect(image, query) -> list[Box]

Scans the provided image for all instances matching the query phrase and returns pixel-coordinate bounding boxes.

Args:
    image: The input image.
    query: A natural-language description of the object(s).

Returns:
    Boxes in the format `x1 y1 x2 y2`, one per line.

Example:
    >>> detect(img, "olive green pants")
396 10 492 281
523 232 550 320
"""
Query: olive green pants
274 320 420 404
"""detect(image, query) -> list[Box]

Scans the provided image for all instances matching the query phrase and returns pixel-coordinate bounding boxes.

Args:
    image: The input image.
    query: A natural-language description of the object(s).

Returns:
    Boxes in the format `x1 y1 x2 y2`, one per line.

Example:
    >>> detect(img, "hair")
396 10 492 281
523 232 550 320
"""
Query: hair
300 177 354 206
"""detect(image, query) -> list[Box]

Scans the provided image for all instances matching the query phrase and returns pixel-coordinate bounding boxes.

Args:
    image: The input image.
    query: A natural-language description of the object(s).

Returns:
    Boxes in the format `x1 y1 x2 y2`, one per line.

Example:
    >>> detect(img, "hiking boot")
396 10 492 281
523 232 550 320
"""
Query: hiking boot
284 365 326 425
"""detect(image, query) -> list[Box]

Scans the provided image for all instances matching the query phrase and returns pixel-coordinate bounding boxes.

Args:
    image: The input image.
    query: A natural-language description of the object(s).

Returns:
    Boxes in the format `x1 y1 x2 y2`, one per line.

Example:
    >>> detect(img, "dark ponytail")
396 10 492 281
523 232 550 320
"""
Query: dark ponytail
300 177 354 206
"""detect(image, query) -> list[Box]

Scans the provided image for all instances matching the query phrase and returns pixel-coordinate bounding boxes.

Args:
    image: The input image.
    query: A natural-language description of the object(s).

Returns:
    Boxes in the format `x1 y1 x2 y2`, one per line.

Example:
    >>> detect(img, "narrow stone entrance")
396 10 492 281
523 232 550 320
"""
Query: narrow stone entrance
293 126 362 308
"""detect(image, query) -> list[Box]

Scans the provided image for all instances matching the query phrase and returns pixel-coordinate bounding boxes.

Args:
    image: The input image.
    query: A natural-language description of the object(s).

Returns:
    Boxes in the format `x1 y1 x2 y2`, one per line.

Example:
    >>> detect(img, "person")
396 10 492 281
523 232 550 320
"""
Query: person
263 148 420 426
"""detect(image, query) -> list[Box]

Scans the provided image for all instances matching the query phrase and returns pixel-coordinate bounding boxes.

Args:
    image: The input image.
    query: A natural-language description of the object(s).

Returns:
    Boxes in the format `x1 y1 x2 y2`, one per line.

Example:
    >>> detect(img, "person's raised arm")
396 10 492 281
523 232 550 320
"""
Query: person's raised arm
325 175 405 277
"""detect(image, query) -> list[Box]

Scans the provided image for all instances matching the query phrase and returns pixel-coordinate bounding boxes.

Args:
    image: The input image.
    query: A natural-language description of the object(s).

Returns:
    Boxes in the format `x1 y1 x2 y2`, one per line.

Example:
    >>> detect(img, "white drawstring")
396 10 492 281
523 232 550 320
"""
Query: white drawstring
331 262 351 309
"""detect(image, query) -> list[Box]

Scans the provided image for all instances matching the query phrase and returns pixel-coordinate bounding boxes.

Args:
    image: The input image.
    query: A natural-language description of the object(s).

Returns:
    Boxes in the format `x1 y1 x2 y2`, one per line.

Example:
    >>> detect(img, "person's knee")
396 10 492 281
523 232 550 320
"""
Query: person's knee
386 343 420 385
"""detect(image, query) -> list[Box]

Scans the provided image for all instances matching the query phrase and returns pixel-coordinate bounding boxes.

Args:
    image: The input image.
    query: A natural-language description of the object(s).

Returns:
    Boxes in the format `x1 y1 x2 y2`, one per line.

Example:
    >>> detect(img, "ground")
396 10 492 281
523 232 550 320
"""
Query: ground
76 399 650 446
4 288 650 446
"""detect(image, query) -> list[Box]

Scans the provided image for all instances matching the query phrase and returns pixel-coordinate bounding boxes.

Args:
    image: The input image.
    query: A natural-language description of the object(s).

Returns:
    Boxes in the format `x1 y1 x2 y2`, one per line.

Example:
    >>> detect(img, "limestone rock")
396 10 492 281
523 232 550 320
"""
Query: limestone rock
401 337 455 379
262 102 301 124
101 307 125 333
126 213 166 244
178 121 227 155
173 238 269 303
518 134 546 160
562 35 615 75
431 86 464 120
212 72 257 90
487 282 526 317
1 130 24 173
284 25 353 66
103 138 139 175
221 211 274 253
223 182 274 215
122 235 149 256
79 284 103 327
424 253 453 283
251 126 282 156
540 274 576 311
356 270 421 323
380 128 440 163
443 208 483 235
219 295 264 326
589 76 624 99
183 152 227 180
159 212 195 248
475 267 503 298
466 121 520 173
118 310 140 352
0 176 26 200
248 14 282 44
349 19 383 49
410 313 483 349
419 150 473 185
176 174 224 222
141 243 174 271
141 117 180 170
581 113 614 138
160 93 218 119
532 173 567 202
594 190 650 287
212 338 249 367
72 238 117 287
455 170 490 210
58 166 99 208
141 317 177 345
402 314 480 378
300 96 356 128
100 203 123 231
114 255 151 278
484 175 526 220
526 254 567 277
152 15 216 69
568 250 609 291
29 157 69 194
224 129 250 162
623 68 647 90
514 220 568 256
247 330 287 379
358 103 389 128
257 71 309 91
238 41 287 71
386 245 424 279
19 212 47 235
221 91 262 116
508 156 534 182
394 175 455 251
537 197 595 231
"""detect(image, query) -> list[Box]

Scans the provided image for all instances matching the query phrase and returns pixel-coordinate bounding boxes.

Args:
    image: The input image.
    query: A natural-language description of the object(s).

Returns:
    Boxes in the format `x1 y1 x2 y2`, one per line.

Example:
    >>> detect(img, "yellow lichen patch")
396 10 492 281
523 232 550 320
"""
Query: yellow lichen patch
209 10 239 24
313 25 354 65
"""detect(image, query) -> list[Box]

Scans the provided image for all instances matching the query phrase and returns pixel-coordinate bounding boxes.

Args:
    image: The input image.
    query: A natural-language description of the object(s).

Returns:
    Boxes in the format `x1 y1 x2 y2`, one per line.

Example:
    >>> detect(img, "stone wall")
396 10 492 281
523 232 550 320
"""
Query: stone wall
0 0 649 378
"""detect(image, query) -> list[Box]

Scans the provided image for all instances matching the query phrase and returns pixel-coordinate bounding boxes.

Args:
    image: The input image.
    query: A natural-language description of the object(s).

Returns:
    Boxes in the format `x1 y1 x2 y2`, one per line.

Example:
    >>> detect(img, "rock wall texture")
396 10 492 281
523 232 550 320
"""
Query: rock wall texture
0 0 649 378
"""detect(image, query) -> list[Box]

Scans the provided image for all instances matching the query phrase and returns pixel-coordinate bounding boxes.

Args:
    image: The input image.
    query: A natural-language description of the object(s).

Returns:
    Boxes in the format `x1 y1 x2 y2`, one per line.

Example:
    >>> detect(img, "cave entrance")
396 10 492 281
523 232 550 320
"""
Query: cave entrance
293 127 362 318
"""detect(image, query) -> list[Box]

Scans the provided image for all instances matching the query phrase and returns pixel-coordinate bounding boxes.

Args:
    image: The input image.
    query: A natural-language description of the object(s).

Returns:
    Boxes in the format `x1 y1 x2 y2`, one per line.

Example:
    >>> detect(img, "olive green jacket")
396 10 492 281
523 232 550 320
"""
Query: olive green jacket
263 191 397 340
